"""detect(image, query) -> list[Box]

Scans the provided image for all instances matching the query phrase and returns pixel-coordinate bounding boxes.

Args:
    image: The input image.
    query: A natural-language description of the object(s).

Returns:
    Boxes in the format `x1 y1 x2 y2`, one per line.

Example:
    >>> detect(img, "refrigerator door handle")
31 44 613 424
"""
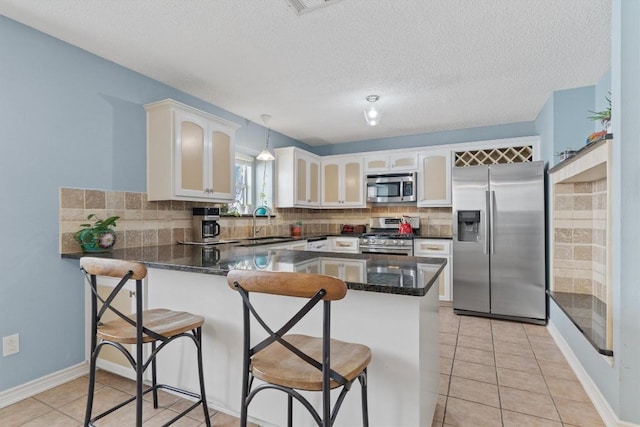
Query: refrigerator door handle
489 190 496 255
485 190 490 255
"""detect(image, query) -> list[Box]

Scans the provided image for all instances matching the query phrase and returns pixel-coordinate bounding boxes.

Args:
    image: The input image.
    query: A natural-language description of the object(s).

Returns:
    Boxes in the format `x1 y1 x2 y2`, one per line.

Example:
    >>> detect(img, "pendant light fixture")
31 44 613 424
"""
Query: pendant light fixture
256 114 275 161
364 95 381 126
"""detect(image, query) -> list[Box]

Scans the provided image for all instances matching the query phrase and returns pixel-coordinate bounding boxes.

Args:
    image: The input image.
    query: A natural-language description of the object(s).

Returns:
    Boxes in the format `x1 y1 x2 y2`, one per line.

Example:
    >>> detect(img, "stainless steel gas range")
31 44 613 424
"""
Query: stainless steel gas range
358 216 420 256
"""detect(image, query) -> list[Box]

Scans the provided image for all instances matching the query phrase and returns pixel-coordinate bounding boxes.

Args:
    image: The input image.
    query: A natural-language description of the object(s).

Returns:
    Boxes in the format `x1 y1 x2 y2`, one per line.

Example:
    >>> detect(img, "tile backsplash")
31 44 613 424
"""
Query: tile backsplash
552 178 607 302
59 187 452 253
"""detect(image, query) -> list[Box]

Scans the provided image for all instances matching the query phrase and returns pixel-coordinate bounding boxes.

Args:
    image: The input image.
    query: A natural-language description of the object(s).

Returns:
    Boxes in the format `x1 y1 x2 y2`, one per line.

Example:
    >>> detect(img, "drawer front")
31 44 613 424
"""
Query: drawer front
330 237 359 253
414 239 452 256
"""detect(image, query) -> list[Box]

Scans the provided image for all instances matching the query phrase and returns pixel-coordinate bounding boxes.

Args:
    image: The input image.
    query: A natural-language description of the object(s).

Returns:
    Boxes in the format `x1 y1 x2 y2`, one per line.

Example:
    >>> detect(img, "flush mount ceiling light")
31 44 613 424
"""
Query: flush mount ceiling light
364 95 381 127
256 114 275 161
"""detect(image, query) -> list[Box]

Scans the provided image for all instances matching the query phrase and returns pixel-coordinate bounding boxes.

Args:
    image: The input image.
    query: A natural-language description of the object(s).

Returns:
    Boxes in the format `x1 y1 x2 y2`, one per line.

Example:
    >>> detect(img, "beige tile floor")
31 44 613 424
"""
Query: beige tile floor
435 304 605 427
0 369 255 427
0 304 606 426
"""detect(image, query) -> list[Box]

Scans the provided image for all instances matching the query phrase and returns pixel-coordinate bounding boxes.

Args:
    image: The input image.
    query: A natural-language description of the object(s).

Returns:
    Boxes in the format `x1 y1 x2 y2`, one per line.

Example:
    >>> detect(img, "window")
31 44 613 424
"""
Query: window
224 153 273 215
230 153 254 214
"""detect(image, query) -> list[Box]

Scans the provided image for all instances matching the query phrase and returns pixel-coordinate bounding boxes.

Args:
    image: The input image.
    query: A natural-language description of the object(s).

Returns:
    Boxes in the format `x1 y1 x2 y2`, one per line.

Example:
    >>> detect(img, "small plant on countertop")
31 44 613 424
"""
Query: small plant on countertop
74 214 120 252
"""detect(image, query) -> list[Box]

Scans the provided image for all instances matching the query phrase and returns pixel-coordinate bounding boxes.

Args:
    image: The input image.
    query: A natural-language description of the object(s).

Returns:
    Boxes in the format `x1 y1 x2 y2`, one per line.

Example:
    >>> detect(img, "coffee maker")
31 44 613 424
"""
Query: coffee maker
192 207 221 243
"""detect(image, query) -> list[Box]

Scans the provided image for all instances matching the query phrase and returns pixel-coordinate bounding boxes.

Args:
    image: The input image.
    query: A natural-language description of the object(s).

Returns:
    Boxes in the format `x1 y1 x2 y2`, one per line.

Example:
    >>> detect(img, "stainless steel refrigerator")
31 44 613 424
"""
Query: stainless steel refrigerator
452 161 546 324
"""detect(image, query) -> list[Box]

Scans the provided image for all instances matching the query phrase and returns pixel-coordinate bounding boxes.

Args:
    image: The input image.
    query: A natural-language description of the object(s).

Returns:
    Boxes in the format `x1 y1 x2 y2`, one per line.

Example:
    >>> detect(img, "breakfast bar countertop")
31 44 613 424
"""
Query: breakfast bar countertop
61 243 446 297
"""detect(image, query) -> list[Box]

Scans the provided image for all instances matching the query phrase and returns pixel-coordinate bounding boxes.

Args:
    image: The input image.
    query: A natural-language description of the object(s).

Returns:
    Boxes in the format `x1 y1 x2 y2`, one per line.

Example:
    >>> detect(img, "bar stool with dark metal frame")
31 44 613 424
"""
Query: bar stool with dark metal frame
227 269 371 427
80 257 211 426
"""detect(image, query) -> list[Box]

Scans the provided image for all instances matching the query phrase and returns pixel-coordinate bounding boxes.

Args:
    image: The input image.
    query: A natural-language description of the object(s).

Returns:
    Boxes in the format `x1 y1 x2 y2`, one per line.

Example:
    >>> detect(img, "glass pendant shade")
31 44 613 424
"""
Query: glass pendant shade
257 114 275 161
257 148 275 161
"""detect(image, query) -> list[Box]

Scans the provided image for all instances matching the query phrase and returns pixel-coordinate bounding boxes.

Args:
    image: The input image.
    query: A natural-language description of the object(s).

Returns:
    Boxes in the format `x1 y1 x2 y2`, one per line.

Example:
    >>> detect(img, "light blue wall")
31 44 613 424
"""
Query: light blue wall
611 0 640 421
0 15 305 391
552 86 596 158
594 69 612 133
535 93 555 165
312 121 537 156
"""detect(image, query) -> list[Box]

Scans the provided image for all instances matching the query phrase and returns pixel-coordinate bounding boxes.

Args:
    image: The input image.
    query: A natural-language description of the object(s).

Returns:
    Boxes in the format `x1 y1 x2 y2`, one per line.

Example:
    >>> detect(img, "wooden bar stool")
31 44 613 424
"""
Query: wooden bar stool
227 270 371 427
80 257 211 426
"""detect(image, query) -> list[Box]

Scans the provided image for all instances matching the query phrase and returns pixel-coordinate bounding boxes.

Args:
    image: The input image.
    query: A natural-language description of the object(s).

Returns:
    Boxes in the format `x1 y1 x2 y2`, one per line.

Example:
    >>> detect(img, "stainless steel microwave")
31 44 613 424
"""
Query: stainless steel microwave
366 172 417 203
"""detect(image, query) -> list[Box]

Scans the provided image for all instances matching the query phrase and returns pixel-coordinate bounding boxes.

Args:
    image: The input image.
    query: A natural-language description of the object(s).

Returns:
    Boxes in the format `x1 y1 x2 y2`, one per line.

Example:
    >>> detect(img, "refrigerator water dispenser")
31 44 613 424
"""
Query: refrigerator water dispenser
457 210 480 241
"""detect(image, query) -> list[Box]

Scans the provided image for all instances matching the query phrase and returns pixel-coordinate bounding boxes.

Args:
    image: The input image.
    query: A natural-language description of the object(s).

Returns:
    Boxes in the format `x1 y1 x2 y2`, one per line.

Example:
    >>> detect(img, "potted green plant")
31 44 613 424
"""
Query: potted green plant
588 93 612 133
74 214 119 252
290 220 302 237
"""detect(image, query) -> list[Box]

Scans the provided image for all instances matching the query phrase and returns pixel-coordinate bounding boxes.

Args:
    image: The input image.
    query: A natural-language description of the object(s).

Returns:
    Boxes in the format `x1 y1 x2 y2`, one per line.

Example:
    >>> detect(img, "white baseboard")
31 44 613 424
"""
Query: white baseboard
96 359 137 381
0 363 88 409
547 320 639 427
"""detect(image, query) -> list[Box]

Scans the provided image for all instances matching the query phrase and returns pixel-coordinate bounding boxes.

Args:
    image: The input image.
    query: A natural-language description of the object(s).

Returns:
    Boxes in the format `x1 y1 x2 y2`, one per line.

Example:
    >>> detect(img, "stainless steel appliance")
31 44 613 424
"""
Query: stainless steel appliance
367 266 418 287
452 161 546 324
366 172 417 203
192 207 221 243
359 216 419 256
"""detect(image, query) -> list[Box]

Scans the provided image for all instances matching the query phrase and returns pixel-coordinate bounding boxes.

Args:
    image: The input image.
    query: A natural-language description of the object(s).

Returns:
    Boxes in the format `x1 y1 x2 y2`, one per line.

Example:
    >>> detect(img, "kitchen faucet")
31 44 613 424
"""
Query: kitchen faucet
252 205 272 237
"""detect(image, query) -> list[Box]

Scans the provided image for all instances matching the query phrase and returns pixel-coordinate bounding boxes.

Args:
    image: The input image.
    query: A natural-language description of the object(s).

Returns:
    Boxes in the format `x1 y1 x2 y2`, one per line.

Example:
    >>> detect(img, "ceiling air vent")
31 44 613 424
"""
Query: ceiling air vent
286 0 343 15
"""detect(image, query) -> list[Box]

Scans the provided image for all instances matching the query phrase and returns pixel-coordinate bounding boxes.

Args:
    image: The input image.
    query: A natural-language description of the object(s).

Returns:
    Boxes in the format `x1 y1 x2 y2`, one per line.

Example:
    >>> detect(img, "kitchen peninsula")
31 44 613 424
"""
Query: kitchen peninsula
63 242 444 426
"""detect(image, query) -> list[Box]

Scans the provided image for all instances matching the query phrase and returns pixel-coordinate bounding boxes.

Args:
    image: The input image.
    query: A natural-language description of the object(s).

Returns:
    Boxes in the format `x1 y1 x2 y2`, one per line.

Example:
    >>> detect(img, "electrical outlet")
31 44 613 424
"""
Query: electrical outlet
3 334 19 357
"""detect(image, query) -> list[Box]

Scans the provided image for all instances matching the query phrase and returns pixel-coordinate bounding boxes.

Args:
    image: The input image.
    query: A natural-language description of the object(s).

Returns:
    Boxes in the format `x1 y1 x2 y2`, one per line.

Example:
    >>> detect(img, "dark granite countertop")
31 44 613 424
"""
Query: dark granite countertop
61 243 445 297
548 137 610 173
548 291 612 356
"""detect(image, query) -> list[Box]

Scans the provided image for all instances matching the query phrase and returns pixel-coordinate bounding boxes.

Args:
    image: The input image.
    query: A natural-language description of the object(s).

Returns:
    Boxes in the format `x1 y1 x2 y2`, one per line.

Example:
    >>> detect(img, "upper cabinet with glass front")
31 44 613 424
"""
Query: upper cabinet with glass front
364 152 418 173
275 147 320 208
145 99 239 202
417 148 452 206
321 155 365 208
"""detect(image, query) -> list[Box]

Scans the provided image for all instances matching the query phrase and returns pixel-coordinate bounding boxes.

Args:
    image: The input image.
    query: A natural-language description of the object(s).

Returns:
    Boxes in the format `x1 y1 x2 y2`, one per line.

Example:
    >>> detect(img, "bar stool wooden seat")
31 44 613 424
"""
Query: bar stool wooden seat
80 257 210 427
227 270 371 427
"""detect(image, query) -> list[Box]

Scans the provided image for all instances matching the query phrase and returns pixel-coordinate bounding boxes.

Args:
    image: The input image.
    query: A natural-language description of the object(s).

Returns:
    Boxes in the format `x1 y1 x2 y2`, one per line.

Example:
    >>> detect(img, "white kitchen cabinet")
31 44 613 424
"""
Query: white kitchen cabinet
364 152 418 173
328 236 359 253
275 257 320 273
269 240 307 251
296 260 321 274
289 241 308 251
417 149 452 206
321 156 365 208
320 258 366 283
145 99 239 202
275 147 320 208
414 238 452 301
306 239 329 252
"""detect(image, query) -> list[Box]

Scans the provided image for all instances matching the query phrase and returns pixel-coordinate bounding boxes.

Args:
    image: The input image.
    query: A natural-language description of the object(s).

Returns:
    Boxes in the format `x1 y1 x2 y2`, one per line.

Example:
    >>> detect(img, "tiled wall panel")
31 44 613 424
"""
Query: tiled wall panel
551 178 607 303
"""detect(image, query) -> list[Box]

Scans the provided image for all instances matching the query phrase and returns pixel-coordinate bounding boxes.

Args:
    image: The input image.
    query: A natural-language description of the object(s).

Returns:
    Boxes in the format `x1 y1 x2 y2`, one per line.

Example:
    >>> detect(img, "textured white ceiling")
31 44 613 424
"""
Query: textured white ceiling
0 0 611 145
